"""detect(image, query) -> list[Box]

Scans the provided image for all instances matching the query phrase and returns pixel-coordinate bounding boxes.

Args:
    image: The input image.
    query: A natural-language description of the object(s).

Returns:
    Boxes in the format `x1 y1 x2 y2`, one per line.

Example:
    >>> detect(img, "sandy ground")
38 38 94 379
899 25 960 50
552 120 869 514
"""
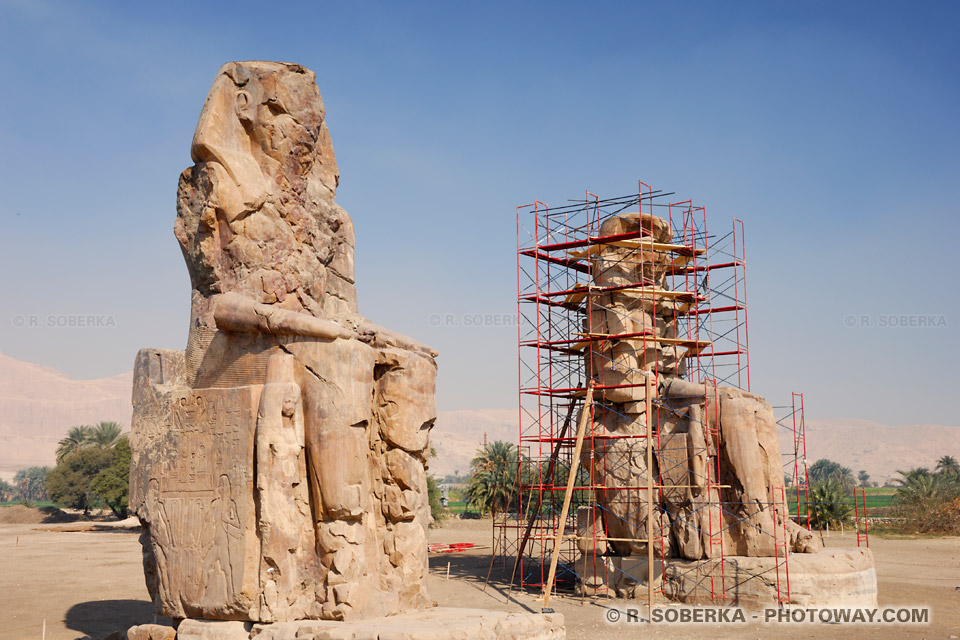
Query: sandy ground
0 517 957 640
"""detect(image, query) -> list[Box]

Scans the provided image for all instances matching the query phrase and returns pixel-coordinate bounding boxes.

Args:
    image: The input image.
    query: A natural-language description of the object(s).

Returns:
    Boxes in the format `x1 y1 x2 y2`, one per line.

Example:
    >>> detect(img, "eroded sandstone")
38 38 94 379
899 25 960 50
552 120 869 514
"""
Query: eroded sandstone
130 61 436 623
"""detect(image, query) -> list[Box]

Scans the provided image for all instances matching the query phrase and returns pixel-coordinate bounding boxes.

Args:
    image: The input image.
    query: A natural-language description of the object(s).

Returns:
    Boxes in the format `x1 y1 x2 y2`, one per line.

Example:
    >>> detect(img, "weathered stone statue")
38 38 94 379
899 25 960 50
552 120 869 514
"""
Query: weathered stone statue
129 61 438 624
575 212 876 606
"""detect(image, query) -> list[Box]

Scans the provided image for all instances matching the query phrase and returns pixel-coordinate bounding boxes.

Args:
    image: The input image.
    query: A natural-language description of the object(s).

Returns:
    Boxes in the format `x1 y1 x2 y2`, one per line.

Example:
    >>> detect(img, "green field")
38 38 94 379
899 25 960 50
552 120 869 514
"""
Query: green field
0 501 61 509
863 487 897 496
445 501 475 515
786 491 894 516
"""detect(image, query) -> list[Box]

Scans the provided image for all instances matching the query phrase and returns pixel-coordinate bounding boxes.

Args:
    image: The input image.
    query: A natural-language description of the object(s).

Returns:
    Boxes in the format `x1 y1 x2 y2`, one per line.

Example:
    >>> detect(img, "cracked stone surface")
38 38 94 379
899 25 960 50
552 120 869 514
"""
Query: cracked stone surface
130 61 437 623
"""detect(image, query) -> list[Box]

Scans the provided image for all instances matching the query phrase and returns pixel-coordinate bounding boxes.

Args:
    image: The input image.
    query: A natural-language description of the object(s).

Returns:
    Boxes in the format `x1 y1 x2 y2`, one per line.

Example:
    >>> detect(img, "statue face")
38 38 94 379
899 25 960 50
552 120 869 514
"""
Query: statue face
231 63 327 179
189 61 338 222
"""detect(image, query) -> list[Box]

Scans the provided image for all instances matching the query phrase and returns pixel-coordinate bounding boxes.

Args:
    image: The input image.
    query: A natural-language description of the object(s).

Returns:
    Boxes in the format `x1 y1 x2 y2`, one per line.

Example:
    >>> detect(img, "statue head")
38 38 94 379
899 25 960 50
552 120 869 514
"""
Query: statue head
191 61 339 220
175 61 356 323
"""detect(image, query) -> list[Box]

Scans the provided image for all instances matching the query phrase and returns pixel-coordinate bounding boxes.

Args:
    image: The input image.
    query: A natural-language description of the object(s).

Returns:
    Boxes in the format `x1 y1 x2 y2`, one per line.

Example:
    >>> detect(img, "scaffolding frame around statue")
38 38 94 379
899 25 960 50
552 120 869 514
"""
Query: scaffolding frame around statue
495 181 799 615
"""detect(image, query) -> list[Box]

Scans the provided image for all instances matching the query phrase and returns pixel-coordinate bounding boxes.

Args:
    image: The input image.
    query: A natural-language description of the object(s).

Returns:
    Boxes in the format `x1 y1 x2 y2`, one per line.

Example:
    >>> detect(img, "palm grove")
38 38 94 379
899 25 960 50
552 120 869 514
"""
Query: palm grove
5 429 956 534
452 441 960 536
0 421 131 519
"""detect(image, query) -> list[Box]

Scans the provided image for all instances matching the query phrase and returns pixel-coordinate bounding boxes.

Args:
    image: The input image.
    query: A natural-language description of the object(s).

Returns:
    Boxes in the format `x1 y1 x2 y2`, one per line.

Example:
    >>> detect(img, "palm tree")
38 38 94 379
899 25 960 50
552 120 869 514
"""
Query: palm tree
808 458 855 492
56 422 126 462
13 466 50 502
935 455 959 477
858 470 870 487
464 441 519 517
892 466 960 532
894 467 951 502
87 421 124 449
809 478 851 530
0 478 15 502
56 425 94 462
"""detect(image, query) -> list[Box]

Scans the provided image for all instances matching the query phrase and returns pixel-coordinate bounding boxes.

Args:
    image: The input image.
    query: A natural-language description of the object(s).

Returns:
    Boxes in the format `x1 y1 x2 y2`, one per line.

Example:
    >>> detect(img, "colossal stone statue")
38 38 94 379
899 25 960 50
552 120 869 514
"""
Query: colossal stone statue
130 61 437 623
572 212 875 605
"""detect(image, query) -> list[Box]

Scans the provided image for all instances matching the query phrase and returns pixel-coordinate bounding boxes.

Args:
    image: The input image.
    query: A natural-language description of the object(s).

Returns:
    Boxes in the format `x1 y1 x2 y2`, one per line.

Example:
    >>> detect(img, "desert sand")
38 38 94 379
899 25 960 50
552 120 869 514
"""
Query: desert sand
0 516 956 640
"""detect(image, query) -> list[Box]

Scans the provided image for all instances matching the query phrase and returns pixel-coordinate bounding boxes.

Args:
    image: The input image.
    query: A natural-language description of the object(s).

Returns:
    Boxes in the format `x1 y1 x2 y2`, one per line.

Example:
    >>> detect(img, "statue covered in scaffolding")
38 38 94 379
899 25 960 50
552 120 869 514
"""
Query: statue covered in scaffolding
515 200 876 607
579 211 821 566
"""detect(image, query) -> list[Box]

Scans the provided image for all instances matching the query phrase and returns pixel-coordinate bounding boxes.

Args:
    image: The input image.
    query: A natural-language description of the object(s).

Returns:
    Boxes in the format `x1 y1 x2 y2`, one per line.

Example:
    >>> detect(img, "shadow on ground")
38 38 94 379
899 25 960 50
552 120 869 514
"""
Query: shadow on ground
429 552 562 613
65 599 170 640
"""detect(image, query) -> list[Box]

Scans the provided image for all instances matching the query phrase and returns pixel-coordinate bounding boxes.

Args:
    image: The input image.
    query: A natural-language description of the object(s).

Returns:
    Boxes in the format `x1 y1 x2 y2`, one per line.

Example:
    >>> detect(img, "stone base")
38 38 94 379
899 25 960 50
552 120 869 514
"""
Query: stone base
134 608 565 640
662 548 878 609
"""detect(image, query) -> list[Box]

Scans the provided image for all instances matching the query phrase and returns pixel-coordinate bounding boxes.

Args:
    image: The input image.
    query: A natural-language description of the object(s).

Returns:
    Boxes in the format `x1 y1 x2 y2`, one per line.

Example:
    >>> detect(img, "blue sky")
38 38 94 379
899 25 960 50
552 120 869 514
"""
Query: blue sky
1 1 957 424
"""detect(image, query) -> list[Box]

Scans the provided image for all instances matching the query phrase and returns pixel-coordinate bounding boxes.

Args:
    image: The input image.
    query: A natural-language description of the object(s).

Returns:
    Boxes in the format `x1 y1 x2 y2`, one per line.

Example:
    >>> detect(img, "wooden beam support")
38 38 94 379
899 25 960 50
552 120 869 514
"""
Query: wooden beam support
541 383 594 611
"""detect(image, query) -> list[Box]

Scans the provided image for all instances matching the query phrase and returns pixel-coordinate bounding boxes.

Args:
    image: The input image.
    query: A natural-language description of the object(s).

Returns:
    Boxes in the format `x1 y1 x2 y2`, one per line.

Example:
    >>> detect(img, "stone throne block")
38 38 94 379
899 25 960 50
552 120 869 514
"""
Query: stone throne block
130 348 264 619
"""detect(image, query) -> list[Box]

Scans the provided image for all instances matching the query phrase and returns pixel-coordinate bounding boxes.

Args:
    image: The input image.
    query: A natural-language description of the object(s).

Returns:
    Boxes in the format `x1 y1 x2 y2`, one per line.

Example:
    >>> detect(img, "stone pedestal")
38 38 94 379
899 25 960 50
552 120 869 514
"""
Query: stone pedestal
661 548 878 608
133 608 565 640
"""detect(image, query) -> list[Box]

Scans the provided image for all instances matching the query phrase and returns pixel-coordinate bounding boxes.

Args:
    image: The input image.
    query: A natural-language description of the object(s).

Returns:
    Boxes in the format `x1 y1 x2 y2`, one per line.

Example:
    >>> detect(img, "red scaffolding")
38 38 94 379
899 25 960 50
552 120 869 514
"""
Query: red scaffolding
498 182 792 611
778 392 811 530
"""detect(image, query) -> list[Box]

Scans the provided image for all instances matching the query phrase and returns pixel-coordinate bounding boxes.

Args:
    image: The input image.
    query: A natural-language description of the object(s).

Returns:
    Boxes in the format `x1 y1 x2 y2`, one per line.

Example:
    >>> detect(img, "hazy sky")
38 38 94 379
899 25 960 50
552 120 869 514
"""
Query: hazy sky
1 1 957 424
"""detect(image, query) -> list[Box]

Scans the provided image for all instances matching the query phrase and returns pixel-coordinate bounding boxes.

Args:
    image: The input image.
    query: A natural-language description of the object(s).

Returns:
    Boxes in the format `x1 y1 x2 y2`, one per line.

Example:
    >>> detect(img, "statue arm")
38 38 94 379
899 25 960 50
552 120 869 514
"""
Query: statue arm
356 320 438 358
213 292 353 340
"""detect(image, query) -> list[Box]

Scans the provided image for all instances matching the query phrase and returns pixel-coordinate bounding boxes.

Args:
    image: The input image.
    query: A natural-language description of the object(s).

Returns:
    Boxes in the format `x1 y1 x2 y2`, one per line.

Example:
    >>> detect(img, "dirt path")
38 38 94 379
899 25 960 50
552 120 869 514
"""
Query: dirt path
0 518 957 639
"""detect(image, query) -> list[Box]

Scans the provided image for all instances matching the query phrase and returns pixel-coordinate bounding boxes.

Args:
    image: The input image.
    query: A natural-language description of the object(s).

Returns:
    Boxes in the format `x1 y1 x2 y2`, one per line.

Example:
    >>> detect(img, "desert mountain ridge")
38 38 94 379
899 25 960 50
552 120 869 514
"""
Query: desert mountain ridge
429 411 960 485
0 351 133 479
0 352 956 485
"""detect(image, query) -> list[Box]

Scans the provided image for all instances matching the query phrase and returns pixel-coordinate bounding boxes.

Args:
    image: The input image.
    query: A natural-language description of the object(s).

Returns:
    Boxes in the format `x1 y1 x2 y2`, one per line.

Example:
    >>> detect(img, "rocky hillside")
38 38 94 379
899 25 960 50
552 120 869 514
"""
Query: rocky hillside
0 352 132 479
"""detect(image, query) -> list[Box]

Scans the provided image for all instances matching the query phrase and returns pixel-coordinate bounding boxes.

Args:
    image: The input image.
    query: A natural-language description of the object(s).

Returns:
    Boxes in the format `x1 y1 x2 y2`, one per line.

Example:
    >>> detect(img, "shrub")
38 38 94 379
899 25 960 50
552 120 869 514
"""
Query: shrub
808 479 851 530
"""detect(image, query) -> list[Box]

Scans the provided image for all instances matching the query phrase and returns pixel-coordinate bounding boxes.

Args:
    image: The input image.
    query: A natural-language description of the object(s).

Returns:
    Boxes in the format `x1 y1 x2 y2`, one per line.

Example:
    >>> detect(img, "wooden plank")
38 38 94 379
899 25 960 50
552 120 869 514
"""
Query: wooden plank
614 287 697 300
541 384 595 611
560 283 699 307
567 240 706 258
570 333 712 353
645 374 655 617
574 332 711 347
607 240 706 255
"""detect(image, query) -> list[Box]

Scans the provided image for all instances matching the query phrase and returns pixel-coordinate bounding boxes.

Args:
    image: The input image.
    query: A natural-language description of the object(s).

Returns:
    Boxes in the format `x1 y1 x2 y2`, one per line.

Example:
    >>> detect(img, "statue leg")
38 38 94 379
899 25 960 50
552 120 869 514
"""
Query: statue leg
283 338 377 620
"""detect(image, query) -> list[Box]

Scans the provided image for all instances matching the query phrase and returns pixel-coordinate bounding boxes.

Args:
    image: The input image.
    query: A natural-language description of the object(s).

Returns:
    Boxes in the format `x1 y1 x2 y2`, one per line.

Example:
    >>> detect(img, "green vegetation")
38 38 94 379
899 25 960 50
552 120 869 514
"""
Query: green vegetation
45 447 114 514
89 437 131 519
464 440 519 517
935 455 959 476
862 486 897 495
37 421 132 518
56 421 124 462
13 466 51 503
0 500 59 508
444 500 472 514
892 465 960 534
0 478 15 502
426 473 444 526
807 478 852 530
789 456 960 535
786 491 893 518
56 426 92 462
808 458 855 492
